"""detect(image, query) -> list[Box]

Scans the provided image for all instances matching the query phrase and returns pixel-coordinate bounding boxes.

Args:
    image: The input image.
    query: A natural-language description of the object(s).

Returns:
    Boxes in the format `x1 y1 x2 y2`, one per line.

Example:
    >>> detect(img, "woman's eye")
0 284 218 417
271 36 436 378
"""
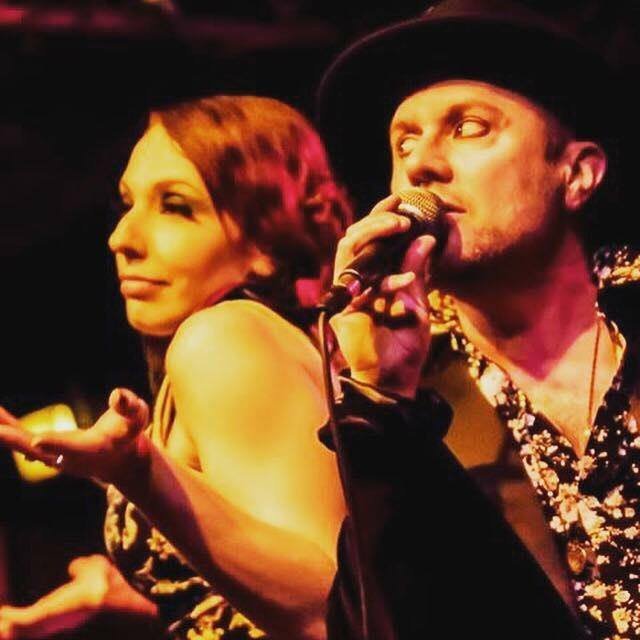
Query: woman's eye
453 118 489 139
162 195 193 218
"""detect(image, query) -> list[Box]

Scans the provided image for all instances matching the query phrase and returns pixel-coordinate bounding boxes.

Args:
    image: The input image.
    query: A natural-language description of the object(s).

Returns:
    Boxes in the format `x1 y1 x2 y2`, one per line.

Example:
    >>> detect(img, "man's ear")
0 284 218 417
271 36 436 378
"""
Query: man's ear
562 141 607 212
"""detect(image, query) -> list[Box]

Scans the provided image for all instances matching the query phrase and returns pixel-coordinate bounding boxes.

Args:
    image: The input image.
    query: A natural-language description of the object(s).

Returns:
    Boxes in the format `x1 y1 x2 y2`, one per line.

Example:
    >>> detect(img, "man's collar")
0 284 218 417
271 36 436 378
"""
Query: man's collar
593 245 640 290
429 245 640 339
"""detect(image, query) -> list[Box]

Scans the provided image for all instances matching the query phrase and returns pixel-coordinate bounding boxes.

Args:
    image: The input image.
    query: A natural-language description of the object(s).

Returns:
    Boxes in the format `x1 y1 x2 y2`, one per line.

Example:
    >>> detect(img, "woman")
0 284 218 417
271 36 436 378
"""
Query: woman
0 96 350 640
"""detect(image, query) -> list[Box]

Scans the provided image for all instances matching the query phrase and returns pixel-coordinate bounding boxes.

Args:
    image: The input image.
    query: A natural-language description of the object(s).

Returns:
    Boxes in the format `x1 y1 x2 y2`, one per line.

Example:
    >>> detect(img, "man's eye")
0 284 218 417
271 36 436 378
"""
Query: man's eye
162 195 193 217
396 136 418 157
453 118 489 138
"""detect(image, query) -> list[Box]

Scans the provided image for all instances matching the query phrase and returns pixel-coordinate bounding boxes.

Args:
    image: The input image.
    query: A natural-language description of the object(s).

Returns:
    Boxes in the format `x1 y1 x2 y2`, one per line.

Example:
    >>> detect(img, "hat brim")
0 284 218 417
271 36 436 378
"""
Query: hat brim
317 15 616 207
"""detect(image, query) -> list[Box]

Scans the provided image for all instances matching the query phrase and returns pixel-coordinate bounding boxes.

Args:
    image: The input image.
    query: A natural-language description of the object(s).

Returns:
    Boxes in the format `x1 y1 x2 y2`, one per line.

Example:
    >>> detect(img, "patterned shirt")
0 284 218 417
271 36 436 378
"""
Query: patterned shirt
428 246 640 640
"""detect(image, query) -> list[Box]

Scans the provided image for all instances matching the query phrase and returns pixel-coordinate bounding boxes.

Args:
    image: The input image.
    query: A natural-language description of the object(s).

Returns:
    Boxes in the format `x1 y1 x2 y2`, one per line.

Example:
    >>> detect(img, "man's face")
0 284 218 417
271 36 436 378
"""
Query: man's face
390 80 568 280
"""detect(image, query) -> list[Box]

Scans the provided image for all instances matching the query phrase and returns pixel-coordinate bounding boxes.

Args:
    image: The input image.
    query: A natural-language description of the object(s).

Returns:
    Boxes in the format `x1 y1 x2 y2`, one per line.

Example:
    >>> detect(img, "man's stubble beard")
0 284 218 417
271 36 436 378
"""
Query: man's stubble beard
429 208 568 295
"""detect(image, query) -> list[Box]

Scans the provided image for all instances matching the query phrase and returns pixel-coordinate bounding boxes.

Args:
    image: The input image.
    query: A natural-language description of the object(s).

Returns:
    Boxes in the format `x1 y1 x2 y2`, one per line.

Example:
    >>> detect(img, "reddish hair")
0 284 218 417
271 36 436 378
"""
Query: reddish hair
154 96 352 307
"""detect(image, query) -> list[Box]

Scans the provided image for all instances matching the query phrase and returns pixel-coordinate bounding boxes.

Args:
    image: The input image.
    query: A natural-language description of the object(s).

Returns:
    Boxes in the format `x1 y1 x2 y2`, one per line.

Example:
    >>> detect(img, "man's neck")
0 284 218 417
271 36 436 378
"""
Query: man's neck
448 233 598 380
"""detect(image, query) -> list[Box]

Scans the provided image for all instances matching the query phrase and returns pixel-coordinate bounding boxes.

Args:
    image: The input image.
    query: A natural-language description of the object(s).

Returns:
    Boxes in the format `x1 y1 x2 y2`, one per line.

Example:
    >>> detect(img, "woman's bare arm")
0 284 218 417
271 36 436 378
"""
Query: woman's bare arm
0 301 344 640
119 301 345 639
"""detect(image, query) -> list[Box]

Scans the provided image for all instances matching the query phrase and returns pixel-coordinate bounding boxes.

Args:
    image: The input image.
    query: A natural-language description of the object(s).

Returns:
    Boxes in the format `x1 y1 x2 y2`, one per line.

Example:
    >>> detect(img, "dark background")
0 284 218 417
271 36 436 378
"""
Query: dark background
0 1 639 637
0 1 429 633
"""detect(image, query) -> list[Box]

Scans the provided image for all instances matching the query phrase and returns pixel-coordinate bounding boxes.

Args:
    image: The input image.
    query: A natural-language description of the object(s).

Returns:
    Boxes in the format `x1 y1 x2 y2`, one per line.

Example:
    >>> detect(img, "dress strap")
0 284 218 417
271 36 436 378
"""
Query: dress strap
147 375 175 446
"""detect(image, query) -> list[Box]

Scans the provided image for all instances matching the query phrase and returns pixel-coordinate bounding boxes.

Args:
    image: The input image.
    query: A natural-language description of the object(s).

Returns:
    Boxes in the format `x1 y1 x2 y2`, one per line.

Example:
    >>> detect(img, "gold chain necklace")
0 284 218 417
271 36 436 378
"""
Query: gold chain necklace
586 312 603 430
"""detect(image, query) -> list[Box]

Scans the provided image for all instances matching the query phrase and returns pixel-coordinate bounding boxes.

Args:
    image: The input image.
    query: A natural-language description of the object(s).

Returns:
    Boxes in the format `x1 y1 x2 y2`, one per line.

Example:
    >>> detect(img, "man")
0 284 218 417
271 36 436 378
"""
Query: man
317 1 639 638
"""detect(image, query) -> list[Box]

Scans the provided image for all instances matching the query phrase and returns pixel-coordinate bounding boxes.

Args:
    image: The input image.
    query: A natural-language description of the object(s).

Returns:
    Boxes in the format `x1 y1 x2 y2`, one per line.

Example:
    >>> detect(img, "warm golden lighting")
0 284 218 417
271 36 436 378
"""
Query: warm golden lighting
12 404 77 482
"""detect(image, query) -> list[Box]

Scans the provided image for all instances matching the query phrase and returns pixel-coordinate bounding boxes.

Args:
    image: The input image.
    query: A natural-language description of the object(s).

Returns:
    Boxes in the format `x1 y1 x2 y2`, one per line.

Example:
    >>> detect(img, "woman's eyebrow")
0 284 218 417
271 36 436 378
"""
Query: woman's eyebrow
119 179 205 199
153 179 205 197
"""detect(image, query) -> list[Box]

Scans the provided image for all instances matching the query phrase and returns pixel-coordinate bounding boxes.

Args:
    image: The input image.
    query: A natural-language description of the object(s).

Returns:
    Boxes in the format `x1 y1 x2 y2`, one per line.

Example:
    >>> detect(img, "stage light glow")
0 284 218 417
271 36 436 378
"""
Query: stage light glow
12 404 77 483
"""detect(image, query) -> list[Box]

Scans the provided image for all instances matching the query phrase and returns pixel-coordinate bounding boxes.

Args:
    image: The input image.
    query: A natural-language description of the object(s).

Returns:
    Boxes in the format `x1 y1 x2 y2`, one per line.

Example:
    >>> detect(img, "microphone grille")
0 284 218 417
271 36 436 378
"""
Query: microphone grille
397 189 443 223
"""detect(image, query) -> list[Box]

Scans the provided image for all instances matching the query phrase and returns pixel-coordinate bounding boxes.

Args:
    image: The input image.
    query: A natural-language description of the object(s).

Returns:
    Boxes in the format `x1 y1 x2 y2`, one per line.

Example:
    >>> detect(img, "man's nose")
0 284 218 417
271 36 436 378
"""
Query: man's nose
108 209 146 259
405 138 453 186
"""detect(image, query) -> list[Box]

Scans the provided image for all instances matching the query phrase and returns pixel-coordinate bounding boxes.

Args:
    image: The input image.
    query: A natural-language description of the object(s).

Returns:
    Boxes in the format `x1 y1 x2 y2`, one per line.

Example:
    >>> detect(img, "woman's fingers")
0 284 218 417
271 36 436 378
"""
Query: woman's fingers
31 429 92 457
0 391 150 483
0 578 93 639
0 424 31 450
67 554 110 580
0 425 46 462
33 389 148 456
108 388 149 427
0 409 68 468
0 407 19 427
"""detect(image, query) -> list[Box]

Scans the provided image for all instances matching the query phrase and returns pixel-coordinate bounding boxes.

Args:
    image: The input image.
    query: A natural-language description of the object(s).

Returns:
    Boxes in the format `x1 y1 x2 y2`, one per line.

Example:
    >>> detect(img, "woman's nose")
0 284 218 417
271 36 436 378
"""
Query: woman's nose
108 209 146 258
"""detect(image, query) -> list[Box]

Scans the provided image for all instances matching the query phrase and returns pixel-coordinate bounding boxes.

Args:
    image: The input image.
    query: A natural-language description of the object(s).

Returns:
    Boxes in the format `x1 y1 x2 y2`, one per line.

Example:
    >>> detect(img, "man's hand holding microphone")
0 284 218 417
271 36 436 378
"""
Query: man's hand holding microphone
324 190 444 399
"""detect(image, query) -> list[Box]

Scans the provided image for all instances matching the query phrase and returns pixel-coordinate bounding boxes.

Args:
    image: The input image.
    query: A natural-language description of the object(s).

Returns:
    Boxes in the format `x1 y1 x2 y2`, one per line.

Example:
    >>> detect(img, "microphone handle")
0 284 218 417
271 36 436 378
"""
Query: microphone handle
320 208 437 316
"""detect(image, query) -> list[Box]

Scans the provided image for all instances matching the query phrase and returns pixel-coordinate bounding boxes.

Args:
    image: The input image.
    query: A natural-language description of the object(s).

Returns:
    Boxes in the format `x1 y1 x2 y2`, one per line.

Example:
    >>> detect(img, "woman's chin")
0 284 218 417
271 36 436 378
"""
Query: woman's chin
126 311 180 338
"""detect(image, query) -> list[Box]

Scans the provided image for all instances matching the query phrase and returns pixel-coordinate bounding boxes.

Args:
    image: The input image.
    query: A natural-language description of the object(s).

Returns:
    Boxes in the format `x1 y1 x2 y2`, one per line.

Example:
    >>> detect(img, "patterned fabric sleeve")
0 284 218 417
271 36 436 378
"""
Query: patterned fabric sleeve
104 485 266 640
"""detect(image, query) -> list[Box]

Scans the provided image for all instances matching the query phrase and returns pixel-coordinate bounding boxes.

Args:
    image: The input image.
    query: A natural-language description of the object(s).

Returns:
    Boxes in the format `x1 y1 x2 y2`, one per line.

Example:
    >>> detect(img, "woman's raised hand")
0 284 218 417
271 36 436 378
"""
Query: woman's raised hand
0 389 150 485
0 555 159 639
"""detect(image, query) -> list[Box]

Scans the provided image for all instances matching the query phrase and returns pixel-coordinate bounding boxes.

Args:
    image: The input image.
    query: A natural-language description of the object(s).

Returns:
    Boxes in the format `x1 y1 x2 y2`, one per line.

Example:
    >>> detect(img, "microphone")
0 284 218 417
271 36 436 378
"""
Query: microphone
320 189 445 316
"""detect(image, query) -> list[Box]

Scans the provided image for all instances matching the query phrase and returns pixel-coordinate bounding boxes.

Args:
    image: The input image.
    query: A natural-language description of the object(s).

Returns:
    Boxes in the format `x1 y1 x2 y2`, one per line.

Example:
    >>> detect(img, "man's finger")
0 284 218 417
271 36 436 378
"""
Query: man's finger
400 234 437 277
335 214 411 276
331 286 375 317
380 272 416 293
395 288 430 324
370 193 401 215
348 214 411 256
389 299 407 318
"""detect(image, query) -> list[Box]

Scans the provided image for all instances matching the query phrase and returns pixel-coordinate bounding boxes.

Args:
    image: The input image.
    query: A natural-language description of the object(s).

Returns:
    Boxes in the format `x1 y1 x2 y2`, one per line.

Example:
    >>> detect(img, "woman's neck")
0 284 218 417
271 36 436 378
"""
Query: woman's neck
142 334 172 398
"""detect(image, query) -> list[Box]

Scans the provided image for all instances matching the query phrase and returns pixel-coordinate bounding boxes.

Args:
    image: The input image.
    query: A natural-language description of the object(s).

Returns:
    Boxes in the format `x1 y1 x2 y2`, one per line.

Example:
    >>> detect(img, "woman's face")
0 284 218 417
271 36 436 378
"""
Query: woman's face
109 119 258 336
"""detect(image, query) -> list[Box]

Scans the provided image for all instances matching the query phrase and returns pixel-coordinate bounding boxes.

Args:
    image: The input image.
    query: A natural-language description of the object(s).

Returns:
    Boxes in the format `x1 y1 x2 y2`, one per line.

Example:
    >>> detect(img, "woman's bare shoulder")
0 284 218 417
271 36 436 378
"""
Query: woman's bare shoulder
166 299 320 383
164 300 327 451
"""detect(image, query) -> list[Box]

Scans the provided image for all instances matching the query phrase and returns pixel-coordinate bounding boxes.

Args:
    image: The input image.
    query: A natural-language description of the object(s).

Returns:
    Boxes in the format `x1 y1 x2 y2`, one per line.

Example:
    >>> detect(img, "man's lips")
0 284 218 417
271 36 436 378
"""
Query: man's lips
437 199 466 215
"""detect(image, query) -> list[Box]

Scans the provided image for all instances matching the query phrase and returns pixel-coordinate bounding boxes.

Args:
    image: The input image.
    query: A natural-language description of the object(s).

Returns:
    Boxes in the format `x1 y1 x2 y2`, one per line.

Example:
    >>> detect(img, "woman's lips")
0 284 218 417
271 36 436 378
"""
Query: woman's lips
119 277 166 298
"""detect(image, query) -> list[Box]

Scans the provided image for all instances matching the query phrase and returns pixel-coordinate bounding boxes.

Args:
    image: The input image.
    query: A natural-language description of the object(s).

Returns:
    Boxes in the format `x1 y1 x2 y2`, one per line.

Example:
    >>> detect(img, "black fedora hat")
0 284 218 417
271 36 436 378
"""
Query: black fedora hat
317 0 620 210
